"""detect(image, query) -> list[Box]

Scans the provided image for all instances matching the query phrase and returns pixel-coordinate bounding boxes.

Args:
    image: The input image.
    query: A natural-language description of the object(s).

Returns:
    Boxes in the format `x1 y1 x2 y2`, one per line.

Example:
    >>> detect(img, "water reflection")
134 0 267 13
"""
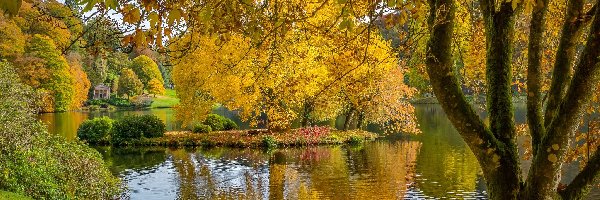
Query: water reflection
411 105 486 199
38 109 182 140
99 138 486 200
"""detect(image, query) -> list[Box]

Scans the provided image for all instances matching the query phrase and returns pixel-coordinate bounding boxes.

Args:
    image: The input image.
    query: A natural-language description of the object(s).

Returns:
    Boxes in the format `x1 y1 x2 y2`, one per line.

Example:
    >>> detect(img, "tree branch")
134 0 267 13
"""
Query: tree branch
544 0 589 128
527 0 548 156
561 147 600 200
525 1 600 197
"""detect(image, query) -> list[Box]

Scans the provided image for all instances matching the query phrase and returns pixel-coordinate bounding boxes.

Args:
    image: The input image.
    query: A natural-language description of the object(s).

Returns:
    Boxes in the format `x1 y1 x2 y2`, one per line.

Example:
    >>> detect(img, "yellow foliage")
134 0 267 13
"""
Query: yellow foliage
148 78 165 96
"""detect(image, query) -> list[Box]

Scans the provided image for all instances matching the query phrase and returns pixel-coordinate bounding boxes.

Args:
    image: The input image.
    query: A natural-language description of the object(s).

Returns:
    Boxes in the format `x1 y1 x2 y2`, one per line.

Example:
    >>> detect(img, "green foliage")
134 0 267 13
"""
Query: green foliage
223 119 239 130
192 124 212 133
117 68 143 98
262 135 278 149
0 62 120 199
107 96 132 107
203 114 225 131
203 114 237 131
111 115 166 145
86 99 108 106
21 34 75 112
0 190 32 200
130 55 163 88
77 117 113 144
348 135 364 145
87 97 132 108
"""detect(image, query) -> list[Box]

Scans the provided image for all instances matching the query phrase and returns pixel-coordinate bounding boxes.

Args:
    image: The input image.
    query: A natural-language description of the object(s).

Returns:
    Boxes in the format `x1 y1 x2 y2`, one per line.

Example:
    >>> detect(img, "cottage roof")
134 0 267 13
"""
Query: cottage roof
94 84 110 90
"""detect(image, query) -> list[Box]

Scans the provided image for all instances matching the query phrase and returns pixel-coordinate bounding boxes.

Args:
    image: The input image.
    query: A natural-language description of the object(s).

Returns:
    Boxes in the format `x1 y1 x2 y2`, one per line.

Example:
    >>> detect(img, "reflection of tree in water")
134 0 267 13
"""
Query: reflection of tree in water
170 148 201 200
169 147 270 199
263 142 421 199
93 146 167 175
412 105 484 198
38 111 89 140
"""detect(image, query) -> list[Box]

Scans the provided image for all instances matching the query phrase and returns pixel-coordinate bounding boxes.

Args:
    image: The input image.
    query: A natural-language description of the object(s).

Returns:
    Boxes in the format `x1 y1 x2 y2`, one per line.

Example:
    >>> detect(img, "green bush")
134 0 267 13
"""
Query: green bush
203 114 225 131
203 114 238 131
107 97 131 107
77 117 113 144
0 62 121 199
262 135 278 149
349 135 364 145
192 124 212 133
86 99 108 106
223 119 239 130
111 115 166 145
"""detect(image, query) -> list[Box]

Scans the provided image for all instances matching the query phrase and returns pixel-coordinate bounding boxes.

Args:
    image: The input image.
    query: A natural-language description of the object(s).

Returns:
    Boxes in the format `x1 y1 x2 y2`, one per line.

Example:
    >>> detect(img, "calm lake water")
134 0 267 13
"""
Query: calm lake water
38 105 600 199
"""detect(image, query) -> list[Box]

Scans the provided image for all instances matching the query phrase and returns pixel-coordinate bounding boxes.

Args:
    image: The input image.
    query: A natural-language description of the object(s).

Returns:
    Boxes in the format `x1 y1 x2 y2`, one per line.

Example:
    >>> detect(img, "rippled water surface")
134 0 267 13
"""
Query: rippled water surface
40 105 600 199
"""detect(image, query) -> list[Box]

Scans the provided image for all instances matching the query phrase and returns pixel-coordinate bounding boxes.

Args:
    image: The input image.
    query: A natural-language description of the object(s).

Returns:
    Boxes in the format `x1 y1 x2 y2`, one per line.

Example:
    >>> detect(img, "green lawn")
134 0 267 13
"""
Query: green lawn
0 191 32 200
151 89 180 108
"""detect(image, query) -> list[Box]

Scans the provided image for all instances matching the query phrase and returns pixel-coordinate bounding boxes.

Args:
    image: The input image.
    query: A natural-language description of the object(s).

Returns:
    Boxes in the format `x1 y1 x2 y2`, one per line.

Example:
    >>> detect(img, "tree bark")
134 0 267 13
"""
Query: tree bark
426 0 521 199
544 0 590 128
482 0 518 148
527 0 548 156
301 99 314 127
357 112 364 129
343 107 355 131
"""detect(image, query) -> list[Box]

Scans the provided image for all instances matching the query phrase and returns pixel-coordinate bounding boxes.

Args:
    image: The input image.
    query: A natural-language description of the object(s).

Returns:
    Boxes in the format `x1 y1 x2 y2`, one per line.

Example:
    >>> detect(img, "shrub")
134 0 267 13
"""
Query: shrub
192 124 212 133
203 114 238 131
77 117 113 144
88 105 101 111
0 62 121 199
262 135 278 149
138 115 166 138
111 115 166 145
223 119 239 130
86 99 107 106
203 114 225 131
107 97 131 107
349 135 364 145
131 95 153 108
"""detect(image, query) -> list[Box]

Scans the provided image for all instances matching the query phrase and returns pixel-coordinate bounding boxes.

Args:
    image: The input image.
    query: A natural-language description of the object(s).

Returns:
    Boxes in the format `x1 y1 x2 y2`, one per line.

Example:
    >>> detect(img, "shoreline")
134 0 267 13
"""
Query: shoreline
95 129 379 148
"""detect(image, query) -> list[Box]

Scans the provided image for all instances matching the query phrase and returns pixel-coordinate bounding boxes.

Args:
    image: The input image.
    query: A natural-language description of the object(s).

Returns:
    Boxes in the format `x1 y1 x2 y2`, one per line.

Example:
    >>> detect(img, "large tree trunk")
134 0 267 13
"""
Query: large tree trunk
425 0 600 199
343 107 355 131
301 99 314 127
356 112 364 129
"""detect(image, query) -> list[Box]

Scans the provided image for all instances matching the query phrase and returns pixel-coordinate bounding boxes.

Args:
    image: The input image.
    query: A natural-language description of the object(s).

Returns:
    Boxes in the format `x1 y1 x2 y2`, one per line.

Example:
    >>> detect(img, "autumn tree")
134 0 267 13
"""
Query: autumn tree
14 34 75 112
426 0 600 199
130 55 163 89
117 68 143 99
0 12 25 59
65 53 91 110
148 78 165 97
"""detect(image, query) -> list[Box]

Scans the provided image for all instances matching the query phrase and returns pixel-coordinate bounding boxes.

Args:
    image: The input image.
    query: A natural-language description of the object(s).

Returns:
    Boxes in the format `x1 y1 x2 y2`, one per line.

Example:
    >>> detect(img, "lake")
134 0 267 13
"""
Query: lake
38 105 600 199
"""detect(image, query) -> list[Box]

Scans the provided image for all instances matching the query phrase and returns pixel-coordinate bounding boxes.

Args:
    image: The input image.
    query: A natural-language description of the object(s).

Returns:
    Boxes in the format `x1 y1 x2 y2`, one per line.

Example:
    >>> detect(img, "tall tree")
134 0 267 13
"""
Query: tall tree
15 34 75 112
426 0 600 199
130 55 163 89
117 68 143 99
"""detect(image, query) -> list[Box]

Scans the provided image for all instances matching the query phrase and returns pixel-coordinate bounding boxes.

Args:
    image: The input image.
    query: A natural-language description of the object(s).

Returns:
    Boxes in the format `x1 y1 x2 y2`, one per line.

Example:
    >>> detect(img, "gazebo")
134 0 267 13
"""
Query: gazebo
93 84 111 99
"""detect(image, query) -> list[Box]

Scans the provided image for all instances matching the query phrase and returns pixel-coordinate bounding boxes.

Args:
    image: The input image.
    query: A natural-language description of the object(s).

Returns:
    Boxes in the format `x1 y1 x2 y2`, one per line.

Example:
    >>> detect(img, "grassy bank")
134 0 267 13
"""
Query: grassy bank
113 129 378 148
0 190 33 200
151 89 179 108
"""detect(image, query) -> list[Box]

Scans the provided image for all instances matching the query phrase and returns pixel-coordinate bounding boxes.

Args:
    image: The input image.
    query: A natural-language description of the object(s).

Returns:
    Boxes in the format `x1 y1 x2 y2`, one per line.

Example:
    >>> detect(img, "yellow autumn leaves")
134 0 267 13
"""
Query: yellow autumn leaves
170 15 418 133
